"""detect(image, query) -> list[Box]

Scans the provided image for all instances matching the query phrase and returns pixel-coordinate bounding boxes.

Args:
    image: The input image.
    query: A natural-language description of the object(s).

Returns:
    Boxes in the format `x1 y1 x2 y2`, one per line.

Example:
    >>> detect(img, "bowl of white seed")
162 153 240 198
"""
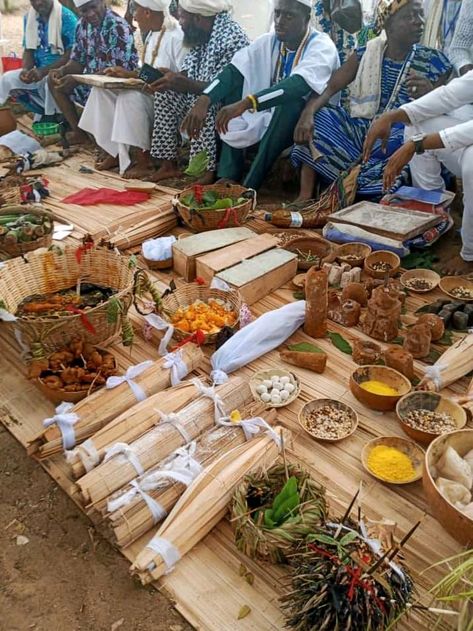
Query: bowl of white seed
299 399 358 442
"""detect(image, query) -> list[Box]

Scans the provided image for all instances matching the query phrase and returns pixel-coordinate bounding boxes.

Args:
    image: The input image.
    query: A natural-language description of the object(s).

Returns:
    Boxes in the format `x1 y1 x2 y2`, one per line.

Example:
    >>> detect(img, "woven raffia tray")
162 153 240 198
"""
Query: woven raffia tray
0 245 134 359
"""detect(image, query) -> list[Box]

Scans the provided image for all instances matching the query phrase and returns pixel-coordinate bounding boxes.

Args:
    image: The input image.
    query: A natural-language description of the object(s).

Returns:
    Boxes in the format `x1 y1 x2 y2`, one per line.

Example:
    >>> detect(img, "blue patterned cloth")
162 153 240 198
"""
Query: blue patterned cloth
71 9 138 105
291 44 452 198
22 6 77 68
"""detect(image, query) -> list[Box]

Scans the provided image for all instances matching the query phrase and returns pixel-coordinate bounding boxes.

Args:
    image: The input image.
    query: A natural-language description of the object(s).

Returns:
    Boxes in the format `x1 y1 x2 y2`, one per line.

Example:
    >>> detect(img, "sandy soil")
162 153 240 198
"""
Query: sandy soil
0 425 191 631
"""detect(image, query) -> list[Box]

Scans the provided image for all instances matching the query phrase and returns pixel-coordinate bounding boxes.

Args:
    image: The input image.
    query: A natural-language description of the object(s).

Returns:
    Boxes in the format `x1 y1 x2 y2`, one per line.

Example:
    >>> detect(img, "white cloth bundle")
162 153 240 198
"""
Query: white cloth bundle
210 301 305 383
25 0 64 54
142 236 176 262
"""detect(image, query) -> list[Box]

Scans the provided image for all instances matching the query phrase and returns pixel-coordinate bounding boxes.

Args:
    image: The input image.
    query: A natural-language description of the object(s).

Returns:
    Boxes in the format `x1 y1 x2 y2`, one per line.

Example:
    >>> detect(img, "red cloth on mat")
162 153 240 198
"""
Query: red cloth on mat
62 188 150 205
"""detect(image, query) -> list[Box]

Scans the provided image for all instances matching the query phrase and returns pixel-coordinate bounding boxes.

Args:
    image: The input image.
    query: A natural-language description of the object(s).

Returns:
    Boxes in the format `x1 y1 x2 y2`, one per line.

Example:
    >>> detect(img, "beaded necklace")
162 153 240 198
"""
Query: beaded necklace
272 27 312 85
142 27 166 67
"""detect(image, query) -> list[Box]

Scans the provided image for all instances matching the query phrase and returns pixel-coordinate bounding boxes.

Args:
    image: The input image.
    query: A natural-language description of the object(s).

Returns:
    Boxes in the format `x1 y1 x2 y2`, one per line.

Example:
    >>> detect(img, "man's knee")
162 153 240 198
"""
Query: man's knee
461 146 473 181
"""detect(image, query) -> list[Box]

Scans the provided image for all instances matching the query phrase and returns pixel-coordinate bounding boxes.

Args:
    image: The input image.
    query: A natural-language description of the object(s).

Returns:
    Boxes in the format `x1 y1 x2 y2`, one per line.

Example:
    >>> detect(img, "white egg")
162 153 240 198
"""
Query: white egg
271 375 280 384
260 392 271 403
271 393 281 404
256 384 267 394
280 376 290 385
284 383 295 394
263 379 273 389
280 390 290 401
272 382 283 391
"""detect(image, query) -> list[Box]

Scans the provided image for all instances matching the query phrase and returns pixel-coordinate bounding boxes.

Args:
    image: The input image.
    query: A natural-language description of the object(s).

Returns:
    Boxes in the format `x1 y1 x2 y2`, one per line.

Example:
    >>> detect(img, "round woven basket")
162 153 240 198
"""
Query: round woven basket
143 255 173 271
0 205 54 258
0 245 135 359
161 284 241 345
231 463 327 564
174 183 255 233
0 186 22 207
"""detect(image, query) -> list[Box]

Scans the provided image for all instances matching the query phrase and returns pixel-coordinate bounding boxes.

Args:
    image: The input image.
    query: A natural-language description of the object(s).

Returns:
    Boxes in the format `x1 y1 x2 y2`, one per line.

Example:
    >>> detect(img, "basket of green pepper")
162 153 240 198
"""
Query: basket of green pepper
0 205 55 258
175 183 256 233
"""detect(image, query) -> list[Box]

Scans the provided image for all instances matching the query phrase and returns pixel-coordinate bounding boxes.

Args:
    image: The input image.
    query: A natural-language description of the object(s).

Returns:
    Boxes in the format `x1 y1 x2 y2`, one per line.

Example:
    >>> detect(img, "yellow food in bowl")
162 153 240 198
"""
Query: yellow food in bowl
360 380 399 396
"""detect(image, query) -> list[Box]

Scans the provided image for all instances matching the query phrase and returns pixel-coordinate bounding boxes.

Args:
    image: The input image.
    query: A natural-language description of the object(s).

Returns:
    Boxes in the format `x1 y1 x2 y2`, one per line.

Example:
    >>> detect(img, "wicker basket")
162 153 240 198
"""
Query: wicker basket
143 255 173 271
0 205 55 258
161 284 241 345
231 463 327 564
0 245 134 359
285 236 335 270
0 185 22 207
174 183 255 233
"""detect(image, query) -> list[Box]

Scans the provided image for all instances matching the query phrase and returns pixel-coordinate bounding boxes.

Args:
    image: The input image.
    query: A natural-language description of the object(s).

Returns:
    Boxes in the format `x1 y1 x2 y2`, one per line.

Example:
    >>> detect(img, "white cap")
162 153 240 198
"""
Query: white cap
73 0 92 8
179 0 233 17
134 0 179 28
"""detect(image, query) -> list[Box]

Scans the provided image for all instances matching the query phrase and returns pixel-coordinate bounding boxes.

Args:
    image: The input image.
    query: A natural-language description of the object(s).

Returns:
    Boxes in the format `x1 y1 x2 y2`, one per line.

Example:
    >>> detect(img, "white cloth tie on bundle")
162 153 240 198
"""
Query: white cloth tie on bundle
146 536 181 573
424 363 447 390
209 277 231 291
0 308 16 322
66 438 100 473
107 442 202 519
43 402 80 450
192 378 226 422
163 350 187 386
144 313 174 356
156 409 191 443
218 415 281 447
105 360 153 402
210 369 229 385
104 442 145 476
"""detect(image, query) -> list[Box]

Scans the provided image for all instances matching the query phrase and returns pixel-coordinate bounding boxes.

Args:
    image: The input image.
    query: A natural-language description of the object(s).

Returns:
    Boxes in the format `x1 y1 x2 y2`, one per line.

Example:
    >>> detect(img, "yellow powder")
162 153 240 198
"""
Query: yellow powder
367 445 416 482
360 380 399 396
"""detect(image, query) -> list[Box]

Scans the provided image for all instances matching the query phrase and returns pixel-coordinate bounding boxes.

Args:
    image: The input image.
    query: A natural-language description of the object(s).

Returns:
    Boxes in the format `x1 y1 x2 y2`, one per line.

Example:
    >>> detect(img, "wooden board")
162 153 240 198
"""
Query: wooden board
329 201 440 240
195 233 279 283
172 227 255 282
216 249 298 305
70 74 144 90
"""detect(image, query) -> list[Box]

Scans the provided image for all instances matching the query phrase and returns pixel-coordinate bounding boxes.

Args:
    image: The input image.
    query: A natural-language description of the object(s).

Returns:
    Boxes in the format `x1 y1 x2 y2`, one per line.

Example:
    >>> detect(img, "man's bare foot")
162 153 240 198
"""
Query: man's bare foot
147 165 183 182
197 170 216 185
123 165 155 180
96 154 119 171
66 130 91 146
439 254 473 276
292 194 313 204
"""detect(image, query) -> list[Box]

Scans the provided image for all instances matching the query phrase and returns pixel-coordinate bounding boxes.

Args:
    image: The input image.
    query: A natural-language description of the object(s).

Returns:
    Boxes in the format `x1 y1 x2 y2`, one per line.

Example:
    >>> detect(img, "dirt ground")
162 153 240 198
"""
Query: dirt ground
0 425 192 631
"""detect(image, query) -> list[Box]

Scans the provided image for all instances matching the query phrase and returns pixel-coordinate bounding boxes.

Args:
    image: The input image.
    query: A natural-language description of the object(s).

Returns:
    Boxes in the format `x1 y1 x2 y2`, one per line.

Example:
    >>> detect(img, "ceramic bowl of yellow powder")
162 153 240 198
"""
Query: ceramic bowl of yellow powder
350 365 412 411
362 436 424 484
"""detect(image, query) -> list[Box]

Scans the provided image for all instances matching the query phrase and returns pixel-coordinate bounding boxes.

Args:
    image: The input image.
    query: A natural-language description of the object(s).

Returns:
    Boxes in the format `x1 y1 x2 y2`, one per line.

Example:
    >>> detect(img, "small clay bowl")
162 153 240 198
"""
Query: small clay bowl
285 237 335 271
396 391 467 445
439 276 473 302
350 365 411 411
250 368 300 409
400 269 441 294
364 250 401 279
336 242 372 268
292 273 306 289
299 399 358 442
362 436 424 484
424 429 473 545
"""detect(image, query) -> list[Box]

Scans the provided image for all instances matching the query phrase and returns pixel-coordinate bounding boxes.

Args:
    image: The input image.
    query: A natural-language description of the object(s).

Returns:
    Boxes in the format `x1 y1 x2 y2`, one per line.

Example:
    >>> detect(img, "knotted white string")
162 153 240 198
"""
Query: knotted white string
108 479 168 523
104 442 144 476
192 378 226 422
163 349 188 387
66 438 100 473
424 363 447 390
210 277 231 292
106 360 153 402
43 402 80 450
144 313 174 356
146 536 181 573
218 415 281 447
156 409 191 443
210 369 229 385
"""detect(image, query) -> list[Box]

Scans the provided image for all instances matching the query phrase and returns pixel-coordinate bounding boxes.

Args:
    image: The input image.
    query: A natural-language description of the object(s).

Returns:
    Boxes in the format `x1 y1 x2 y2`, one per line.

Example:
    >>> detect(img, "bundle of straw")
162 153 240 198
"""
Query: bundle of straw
105 406 277 548
68 382 198 478
29 344 203 459
131 426 290 584
416 334 473 392
76 376 253 506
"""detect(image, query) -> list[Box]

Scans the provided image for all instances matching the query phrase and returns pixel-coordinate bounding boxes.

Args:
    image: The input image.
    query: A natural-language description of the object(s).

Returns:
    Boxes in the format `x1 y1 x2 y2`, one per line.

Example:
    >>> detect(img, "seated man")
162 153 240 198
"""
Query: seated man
449 0 473 76
182 0 339 190
0 0 77 117
48 0 138 143
79 0 187 176
363 70 473 275
148 0 250 182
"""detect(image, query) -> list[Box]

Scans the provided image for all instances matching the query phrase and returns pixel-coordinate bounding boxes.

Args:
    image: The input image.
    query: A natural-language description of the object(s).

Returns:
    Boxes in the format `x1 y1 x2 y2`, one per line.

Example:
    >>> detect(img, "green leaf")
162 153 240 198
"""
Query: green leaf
180 193 195 207
272 476 298 515
0 299 6 310
272 493 300 523
415 303 436 315
437 330 454 346
237 605 251 620
184 150 209 178
391 336 405 345
424 348 442 364
340 531 359 546
128 254 138 269
202 190 218 205
287 342 324 354
410 375 421 387
327 332 352 354
293 290 305 300
263 509 276 528
107 296 122 324
309 533 338 546
402 251 439 270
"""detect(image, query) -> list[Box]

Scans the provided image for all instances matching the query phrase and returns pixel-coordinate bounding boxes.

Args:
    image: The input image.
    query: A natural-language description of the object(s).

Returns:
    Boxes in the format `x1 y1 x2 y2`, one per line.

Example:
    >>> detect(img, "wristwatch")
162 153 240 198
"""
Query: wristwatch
411 133 426 155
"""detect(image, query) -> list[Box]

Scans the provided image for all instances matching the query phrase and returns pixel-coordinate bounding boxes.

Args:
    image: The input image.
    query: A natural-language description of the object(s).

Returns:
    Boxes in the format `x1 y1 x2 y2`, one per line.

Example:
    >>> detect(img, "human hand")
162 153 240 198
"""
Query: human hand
28 67 47 82
20 68 35 83
294 109 314 145
103 66 135 79
215 99 250 135
55 75 77 93
406 71 433 98
147 69 189 94
49 68 64 86
181 96 210 139
363 113 394 161
383 141 415 190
